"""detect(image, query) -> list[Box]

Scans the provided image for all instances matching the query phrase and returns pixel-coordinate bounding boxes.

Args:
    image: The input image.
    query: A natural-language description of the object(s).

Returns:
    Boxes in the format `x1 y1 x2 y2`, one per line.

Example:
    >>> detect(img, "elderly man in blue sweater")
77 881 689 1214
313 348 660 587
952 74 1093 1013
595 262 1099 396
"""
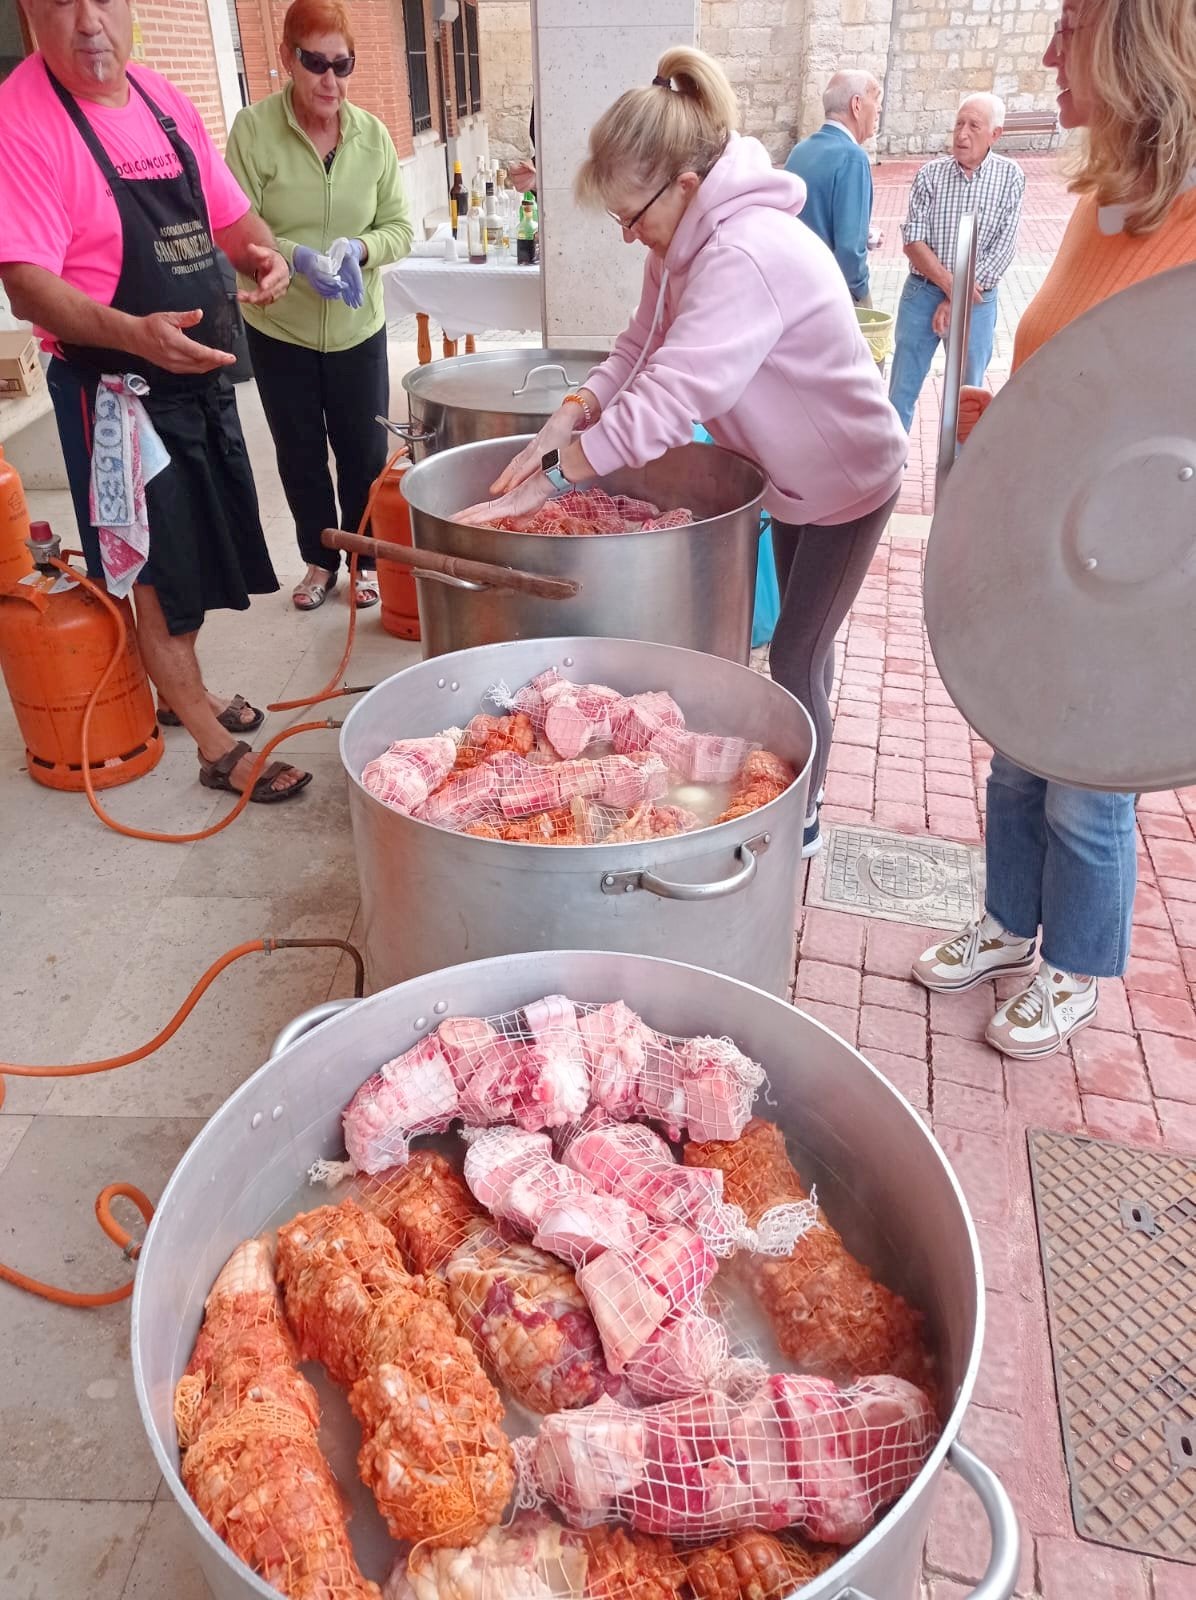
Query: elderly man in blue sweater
785 70 882 306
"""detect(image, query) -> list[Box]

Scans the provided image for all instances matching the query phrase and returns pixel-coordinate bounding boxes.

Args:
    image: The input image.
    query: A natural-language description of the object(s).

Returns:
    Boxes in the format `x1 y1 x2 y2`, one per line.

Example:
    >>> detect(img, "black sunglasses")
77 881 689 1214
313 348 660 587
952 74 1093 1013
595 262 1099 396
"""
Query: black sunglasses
607 176 675 232
295 46 356 79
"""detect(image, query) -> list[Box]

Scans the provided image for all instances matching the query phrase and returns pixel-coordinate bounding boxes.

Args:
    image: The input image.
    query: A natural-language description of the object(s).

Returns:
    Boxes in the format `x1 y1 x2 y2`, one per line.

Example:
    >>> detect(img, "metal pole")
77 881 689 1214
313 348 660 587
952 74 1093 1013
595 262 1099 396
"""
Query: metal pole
936 211 979 498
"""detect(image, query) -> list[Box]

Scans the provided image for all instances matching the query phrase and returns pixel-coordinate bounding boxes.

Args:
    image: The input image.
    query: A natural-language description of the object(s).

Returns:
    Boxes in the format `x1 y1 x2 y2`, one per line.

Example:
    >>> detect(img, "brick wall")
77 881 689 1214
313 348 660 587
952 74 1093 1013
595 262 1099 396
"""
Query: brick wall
701 0 1061 158
233 0 438 158
881 0 1059 155
477 0 531 162
132 2 228 145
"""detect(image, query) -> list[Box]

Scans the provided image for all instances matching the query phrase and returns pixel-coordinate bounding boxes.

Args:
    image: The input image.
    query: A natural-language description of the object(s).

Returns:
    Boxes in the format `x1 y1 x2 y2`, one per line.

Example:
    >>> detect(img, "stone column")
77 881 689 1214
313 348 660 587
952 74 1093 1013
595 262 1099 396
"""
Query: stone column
532 0 701 351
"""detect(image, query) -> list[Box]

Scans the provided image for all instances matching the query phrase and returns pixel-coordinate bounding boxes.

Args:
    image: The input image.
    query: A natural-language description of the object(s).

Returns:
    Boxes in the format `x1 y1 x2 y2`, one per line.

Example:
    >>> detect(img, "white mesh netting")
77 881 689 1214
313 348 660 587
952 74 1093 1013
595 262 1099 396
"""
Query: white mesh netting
517 1372 938 1546
359 670 795 845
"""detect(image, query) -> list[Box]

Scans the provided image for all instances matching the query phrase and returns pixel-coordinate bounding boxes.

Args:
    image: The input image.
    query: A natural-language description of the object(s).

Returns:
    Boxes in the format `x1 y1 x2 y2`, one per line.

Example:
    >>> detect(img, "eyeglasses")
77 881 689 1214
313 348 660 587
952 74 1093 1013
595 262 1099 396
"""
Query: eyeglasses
295 46 356 79
607 176 675 232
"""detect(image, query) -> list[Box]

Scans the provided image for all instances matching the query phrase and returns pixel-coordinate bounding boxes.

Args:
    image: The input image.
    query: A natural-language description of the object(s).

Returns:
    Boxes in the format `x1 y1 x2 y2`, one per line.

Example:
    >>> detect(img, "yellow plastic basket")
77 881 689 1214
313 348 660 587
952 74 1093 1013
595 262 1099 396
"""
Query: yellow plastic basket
855 305 895 362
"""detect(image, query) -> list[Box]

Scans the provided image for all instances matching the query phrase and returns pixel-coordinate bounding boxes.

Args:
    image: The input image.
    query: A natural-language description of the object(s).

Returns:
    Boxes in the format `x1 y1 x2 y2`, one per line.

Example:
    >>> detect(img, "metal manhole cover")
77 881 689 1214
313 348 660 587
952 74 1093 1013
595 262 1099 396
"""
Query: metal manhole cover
1028 1129 1196 1562
805 825 983 928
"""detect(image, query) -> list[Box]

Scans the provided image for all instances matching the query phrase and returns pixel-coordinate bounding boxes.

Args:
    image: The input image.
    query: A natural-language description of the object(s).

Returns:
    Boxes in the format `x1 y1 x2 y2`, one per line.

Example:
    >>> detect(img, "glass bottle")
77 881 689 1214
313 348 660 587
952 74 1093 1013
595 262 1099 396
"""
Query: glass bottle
467 187 487 264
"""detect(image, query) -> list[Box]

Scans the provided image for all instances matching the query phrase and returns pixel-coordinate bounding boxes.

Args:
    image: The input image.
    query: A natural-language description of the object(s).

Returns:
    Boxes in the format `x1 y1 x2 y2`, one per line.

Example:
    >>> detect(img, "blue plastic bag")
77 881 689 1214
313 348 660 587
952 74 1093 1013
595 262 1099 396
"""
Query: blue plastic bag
692 425 780 648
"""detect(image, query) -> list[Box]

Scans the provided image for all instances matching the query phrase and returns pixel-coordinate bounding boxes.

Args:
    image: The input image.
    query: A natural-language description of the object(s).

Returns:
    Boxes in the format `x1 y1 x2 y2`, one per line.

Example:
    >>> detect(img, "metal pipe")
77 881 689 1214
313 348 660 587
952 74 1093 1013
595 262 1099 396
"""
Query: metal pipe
936 211 979 496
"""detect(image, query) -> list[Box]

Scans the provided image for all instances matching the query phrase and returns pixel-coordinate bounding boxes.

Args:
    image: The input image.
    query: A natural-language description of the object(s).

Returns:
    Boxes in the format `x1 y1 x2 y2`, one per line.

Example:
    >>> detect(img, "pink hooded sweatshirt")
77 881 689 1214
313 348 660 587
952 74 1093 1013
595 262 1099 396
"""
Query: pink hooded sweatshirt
582 134 907 527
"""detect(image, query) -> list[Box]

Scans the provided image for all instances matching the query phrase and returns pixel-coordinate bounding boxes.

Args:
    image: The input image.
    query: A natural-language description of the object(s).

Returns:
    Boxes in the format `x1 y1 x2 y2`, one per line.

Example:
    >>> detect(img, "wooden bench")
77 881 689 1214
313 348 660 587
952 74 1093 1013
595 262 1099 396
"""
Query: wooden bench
1002 109 1060 145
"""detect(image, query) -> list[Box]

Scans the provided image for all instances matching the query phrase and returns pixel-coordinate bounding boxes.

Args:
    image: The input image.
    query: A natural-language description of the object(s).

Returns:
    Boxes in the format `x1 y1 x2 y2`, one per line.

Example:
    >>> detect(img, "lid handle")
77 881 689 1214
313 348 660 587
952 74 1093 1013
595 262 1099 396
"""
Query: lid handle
511 363 573 397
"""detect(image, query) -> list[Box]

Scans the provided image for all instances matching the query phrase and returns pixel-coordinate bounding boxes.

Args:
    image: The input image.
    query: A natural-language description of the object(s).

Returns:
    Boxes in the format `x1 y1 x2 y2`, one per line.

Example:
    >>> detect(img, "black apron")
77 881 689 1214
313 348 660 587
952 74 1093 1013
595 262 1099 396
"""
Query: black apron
47 65 277 634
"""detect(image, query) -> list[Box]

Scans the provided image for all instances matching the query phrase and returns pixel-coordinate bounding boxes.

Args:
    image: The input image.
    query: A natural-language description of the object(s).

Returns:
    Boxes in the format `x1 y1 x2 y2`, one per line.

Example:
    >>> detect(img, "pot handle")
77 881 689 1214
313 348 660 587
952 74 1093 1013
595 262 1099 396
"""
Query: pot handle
510 363 571 396
831 1442 1021 1600
412 569 489 592
375 414 436 447
600 834 769 901
268 999 359 1060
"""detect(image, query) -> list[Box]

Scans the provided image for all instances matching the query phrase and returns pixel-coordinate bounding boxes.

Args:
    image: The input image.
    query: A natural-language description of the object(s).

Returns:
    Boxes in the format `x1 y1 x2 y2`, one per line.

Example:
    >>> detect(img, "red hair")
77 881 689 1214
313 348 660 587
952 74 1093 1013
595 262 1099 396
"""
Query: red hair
283 0 355 53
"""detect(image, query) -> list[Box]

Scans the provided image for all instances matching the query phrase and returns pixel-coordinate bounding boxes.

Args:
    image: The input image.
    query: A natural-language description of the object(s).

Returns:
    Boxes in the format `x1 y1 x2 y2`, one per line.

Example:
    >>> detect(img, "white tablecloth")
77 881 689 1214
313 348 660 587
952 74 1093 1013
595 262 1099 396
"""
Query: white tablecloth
382 240 542 342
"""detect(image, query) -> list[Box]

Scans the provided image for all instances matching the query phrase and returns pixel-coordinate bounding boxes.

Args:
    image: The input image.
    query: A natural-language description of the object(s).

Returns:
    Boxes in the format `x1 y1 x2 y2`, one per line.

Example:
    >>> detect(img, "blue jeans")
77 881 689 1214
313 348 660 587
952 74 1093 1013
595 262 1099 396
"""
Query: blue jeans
984 753 1137 978
888 275 999 432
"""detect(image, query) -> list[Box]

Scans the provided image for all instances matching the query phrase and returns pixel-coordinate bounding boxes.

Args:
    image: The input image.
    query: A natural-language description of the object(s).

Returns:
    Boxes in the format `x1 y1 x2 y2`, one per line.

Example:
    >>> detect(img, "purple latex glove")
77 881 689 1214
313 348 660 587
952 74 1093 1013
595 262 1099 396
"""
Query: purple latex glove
331 237 366 310
292 245 342 300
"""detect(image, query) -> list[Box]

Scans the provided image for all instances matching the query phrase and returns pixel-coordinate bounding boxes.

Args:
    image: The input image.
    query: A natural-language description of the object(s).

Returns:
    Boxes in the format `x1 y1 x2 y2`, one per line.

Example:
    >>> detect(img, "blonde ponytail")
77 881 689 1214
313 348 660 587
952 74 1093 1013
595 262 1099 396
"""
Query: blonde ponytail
575 46 740 208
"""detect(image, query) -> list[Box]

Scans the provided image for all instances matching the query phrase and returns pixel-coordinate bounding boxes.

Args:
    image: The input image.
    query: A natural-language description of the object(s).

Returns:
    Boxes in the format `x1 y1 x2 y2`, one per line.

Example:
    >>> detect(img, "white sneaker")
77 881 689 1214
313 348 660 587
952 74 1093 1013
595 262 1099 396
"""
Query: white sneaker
986 967 1098 1059
911 912 1037 993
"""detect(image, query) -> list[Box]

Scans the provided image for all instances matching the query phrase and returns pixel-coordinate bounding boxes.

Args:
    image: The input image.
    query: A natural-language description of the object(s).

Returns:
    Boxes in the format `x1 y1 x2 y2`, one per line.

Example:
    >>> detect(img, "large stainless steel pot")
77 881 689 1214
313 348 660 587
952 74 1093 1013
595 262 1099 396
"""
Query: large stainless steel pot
340 636 813 996
399 347 609 461
402 436 766 662
131 950 1019 1600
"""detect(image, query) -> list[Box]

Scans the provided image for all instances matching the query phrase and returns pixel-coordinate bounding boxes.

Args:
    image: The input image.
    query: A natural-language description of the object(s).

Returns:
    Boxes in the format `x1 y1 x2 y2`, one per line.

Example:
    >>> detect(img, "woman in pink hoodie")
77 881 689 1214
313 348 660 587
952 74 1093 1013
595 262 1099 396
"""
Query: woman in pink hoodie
465 47 907 856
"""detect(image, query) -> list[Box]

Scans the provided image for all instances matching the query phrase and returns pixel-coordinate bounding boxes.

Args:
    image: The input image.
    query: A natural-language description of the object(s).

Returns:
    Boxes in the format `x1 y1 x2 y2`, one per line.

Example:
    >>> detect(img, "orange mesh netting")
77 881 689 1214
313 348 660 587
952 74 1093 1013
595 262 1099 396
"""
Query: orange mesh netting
495 488 694 536
174 1237 380 1599
359 1151 488 1276
275 1200 514 1547
569 1523 687 1600
683 1119 936 1393
684 1529 837 1600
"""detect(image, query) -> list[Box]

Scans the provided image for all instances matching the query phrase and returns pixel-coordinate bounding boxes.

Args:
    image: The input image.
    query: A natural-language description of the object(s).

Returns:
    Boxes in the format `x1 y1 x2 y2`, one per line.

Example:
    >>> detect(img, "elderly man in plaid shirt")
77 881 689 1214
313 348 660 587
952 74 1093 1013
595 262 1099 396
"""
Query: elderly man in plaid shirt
888 94 1025 431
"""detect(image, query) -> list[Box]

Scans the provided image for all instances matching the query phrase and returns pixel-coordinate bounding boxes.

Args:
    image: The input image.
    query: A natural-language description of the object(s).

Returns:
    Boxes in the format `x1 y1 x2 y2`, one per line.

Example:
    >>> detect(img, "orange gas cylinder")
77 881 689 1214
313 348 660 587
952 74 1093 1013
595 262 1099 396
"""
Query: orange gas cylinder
0 525 163 791
0 444 34 589
370 454 420 641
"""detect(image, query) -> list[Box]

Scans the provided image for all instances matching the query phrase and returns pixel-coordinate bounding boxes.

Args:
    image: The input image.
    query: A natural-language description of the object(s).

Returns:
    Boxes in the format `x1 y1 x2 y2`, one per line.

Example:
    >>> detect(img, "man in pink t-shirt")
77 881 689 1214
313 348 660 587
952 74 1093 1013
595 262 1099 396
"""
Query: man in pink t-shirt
0 0 311 804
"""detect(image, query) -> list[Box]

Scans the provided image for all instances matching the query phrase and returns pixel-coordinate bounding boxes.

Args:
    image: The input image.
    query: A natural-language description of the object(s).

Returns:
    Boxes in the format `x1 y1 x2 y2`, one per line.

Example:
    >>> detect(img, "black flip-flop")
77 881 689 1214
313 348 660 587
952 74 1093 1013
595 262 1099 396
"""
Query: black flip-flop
198 740 312 804
160 693 265 733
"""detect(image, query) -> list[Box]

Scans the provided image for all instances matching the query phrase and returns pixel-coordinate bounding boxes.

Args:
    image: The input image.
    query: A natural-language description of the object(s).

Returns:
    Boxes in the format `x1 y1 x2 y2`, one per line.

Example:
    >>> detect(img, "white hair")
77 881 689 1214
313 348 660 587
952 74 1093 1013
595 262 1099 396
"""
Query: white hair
823 70 881 119
958 92 1006 130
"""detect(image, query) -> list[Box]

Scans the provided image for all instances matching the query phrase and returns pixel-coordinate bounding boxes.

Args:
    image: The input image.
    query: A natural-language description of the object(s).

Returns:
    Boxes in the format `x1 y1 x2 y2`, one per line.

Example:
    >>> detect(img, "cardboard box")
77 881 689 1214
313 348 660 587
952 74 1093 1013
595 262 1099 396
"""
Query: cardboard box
0 331 41 398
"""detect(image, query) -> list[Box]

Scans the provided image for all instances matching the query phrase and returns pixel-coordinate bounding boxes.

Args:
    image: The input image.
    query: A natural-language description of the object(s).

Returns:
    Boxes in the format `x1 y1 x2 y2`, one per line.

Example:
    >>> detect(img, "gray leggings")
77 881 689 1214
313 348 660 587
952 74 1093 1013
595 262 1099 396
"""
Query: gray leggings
769 491 899 803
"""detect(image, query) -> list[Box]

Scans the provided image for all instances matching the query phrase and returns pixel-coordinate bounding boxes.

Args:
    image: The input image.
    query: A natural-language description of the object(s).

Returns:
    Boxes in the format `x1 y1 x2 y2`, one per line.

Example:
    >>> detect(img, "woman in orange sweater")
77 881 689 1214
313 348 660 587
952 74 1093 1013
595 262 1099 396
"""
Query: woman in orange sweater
912 0 1196 1058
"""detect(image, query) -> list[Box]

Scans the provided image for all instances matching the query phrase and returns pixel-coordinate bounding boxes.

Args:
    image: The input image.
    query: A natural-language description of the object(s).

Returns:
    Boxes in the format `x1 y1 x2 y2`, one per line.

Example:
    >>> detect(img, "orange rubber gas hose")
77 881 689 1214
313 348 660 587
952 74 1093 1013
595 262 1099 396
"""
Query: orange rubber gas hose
266 443 406 713
0 935 365 1307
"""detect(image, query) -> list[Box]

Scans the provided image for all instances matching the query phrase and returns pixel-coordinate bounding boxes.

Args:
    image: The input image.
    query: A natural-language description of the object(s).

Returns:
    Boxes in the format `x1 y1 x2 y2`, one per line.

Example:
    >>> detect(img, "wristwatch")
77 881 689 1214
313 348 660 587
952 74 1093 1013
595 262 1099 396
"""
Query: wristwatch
542 448 571 493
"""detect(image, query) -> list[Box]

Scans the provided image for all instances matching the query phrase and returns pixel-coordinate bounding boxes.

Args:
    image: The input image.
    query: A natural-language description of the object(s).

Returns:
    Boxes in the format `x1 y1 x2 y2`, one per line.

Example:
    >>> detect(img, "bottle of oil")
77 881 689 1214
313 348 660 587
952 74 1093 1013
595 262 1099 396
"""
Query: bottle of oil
0 444 34 588
467 187 488 264
449 160 466 238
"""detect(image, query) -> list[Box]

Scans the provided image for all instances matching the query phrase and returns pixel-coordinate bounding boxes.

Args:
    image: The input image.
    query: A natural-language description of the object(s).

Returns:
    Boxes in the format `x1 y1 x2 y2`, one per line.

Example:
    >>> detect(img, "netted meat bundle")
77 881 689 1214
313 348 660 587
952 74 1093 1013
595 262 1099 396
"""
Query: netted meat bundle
684 1119 934 1392
335 996 768 1178
387 1512 589 1600
520 1371 937 1545
684 1530 837 1600
174 1238 380 1599
359 1151 488 1275
446 1237 633 1414
492 487 695 535
275 1200 514 1546
714 751 798 826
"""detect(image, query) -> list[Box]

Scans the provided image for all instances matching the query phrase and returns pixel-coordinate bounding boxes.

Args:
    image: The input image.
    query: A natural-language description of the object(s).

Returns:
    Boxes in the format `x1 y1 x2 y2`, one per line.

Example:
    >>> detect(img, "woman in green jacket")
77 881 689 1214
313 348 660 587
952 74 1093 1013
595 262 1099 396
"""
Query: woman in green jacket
226 0 412 610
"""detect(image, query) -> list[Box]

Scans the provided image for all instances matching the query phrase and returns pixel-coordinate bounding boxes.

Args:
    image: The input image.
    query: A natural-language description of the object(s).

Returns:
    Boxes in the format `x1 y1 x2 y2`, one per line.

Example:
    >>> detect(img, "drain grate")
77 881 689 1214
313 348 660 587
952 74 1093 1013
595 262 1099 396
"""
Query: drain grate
805 824 983 928
1028 1128 1196 1563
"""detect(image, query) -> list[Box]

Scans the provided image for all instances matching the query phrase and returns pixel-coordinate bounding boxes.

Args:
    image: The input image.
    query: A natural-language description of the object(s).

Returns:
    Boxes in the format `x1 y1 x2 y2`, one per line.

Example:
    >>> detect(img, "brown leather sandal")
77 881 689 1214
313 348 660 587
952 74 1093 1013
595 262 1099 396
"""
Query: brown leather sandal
159 693 264 732
198 740 312 804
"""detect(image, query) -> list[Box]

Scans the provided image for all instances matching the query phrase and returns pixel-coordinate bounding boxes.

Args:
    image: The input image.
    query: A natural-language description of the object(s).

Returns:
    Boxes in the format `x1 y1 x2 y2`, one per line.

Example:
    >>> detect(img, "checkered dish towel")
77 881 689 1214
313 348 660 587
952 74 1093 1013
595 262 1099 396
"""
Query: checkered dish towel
88 374 171 597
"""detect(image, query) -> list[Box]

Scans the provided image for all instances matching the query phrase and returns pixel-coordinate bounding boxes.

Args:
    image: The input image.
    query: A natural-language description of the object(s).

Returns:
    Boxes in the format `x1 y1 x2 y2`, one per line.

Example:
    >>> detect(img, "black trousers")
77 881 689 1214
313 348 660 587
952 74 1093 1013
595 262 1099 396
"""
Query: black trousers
770 490 900 802
246 322 389 574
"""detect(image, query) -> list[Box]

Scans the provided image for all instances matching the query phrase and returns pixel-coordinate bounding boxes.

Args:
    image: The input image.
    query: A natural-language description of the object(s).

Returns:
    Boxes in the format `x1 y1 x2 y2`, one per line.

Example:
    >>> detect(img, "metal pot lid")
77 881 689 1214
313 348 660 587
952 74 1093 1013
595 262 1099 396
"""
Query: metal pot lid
923 261 1196 794
403 347 609 414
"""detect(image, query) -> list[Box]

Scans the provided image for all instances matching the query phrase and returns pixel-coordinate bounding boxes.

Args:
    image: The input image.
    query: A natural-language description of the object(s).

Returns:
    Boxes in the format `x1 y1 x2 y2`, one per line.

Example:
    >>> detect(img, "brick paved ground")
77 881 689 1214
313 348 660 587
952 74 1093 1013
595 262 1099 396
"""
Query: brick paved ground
869 154 1078 516
786 523 1196 1597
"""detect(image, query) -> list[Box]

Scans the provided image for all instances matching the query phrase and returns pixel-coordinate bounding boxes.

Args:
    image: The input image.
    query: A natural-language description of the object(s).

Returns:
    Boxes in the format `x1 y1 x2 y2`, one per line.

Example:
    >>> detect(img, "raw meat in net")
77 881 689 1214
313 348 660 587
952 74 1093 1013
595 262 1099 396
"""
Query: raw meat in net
647 728 756 786
519 1369 937 1544
569 1524 688 1600
446 1236 635 1414
362 735 458 813
275 1200 514 1546
574 1225 717 1373
541 681 623 760
359 1151 489 1275
174 1237 381 1599
622 1311 734 1404
609 691 685 756
714 751 797 826
386 1513 588 1600
684 1529 837 1600
463 1126 600 1236
492 487 695 536
533 1192 645 1268
452 712 537 771
563 1122 760 1255
684 1119 935 1392
340 1034 461 1176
